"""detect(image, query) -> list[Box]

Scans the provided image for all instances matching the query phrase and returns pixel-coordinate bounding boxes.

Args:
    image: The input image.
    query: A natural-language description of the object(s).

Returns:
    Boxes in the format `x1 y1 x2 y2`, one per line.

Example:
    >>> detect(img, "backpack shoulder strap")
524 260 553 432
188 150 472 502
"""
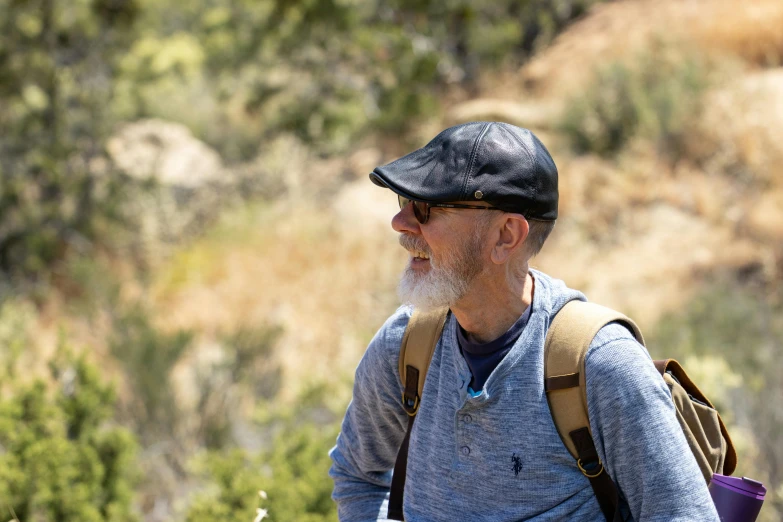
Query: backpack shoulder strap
398 307 450 415
544 299 644 522
388 306 449 521
544 300 644 459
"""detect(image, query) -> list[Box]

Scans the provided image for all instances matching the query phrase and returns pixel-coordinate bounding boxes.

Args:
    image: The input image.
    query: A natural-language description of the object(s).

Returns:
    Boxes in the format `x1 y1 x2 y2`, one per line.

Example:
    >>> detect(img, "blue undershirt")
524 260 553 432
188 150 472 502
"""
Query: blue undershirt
456 304 532 394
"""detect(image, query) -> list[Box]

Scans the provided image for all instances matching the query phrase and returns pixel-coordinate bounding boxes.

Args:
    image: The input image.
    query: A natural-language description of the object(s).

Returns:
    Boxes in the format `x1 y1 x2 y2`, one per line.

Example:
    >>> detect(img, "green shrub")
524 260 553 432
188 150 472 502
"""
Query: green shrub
559 44 710 161
0 344 138 522
186 418 339 522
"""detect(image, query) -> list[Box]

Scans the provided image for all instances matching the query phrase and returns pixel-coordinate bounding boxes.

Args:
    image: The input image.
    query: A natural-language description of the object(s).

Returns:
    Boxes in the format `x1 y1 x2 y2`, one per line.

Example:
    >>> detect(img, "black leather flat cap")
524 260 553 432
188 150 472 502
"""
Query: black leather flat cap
370 121 558 220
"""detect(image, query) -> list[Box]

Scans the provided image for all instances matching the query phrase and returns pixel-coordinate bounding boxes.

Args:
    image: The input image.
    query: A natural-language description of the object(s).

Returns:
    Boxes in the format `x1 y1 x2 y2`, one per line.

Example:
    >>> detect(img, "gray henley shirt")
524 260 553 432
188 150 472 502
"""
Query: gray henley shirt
329 270 719 521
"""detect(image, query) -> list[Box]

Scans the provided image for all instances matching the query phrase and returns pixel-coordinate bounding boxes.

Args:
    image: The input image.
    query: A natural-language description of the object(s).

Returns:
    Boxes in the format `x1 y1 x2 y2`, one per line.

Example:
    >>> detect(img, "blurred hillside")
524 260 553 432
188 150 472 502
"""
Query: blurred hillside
1 0 782 520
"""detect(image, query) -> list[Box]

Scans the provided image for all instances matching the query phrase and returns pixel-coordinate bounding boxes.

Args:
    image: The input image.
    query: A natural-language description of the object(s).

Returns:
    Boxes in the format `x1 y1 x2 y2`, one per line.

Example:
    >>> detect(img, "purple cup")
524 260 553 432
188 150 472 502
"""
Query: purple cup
709 474 766 522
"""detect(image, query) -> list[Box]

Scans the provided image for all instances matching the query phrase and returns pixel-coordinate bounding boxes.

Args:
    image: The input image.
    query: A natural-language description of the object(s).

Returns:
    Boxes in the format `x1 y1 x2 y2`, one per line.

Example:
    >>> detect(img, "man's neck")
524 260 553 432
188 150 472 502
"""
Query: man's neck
450 271 535 344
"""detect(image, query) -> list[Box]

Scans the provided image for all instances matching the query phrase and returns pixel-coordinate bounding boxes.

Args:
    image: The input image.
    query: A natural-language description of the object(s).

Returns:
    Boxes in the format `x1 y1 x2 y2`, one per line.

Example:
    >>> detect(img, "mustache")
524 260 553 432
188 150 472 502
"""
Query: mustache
399 234 431 255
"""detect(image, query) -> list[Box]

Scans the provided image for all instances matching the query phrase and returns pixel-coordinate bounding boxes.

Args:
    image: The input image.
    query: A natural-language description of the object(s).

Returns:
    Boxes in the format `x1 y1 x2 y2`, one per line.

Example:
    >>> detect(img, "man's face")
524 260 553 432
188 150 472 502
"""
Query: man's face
393 200 491 311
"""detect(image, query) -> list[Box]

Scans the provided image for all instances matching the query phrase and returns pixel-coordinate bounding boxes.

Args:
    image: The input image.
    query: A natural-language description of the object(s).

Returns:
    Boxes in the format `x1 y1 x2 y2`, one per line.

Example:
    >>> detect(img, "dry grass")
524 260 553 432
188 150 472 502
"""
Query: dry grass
151 186 405 400
521 0 783 97
537 201 760 329
537 152 755 329
691 70 783 189
689 0 783 67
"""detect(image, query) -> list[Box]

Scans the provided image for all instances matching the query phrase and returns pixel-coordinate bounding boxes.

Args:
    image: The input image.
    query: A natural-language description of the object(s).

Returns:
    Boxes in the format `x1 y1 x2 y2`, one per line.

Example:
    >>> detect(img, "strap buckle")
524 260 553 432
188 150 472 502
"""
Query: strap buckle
401 392 419 416
577 458 604 479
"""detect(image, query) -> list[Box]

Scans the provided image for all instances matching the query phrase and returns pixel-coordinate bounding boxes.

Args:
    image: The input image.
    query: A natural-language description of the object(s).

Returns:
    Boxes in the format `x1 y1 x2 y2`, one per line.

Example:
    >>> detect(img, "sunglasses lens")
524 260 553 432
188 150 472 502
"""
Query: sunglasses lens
397 195 428 224
413 201 428 223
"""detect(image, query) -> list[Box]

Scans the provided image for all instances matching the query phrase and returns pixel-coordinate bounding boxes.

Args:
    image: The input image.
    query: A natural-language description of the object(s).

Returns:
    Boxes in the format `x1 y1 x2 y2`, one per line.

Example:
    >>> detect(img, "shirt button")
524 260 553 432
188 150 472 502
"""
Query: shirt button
462 414 472 423
461 446 471 456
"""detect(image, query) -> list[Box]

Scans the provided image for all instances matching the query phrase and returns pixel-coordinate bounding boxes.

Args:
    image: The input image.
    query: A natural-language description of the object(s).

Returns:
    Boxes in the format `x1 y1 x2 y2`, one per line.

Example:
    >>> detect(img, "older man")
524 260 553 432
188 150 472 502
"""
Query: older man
329 122 718 521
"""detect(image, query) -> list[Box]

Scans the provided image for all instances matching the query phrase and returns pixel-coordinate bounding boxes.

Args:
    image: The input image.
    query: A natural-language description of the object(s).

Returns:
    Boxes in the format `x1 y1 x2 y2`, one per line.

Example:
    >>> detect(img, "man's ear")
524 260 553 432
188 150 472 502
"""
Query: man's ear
490 214 529 265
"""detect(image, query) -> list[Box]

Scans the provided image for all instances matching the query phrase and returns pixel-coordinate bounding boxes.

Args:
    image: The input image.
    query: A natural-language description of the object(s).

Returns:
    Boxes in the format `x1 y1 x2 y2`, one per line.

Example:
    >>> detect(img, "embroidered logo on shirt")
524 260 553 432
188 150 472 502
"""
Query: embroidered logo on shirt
511 453 523 476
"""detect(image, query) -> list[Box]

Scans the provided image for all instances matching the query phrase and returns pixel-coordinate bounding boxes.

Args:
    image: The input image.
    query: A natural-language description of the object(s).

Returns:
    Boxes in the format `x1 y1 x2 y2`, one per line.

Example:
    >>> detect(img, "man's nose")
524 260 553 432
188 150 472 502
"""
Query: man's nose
392 201 421 235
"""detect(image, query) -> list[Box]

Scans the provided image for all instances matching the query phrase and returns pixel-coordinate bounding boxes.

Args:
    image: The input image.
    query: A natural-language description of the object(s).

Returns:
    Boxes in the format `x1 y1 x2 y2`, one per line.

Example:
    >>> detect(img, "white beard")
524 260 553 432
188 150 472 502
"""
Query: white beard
397 263 469 312
397 230 484 312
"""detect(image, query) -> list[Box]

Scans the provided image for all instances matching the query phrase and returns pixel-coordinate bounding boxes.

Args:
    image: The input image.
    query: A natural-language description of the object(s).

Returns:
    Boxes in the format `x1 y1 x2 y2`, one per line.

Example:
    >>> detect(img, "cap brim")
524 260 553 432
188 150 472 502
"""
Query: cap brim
369 170 431 202
369 171 388 188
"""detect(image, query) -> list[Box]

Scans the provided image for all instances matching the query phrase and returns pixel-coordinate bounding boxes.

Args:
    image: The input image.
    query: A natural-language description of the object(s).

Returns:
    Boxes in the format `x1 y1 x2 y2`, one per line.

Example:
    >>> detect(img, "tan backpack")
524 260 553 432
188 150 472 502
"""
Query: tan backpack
387 300 737 522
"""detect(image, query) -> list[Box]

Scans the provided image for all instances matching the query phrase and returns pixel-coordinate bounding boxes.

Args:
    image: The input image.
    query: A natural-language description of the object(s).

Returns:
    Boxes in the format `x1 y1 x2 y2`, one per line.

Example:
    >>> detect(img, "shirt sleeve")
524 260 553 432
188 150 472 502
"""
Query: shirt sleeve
329 307 411 522
585 323 720 522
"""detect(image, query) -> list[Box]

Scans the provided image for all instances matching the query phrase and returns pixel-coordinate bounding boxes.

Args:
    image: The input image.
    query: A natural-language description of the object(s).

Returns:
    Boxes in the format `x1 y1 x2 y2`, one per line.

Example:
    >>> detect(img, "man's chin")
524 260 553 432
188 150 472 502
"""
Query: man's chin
397 268 464 312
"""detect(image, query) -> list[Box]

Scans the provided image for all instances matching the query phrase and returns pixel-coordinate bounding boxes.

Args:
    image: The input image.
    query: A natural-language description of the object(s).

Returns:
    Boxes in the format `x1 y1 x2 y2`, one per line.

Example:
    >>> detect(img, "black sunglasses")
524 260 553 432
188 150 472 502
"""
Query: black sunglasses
398 195 503 224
